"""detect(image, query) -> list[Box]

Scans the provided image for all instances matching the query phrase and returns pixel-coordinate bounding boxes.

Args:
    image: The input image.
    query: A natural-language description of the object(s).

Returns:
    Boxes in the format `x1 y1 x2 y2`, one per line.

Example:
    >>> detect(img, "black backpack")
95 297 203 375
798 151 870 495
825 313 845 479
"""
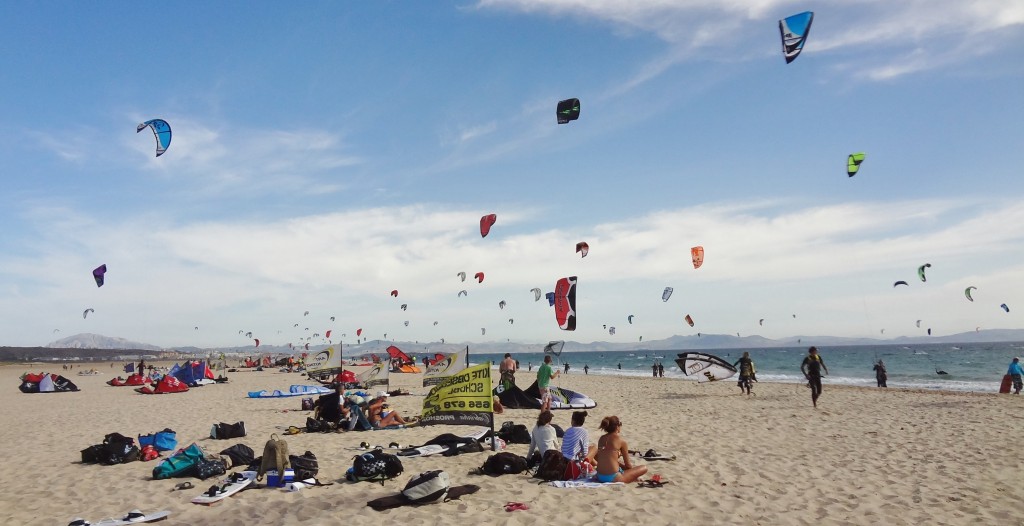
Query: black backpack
219 443 255 468
534 449 568 481
480 452 528 476
211 421 246 439
347 449 404 485
497 422 531 444
99 433 140 465
289 451 319 480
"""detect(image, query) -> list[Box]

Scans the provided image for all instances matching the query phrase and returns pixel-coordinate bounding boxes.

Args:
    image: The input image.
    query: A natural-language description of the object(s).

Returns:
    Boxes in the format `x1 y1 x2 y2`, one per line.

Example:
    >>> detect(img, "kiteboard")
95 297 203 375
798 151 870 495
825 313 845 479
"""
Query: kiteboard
191 472 255 505
1000 374 1013 394
83 510 171 525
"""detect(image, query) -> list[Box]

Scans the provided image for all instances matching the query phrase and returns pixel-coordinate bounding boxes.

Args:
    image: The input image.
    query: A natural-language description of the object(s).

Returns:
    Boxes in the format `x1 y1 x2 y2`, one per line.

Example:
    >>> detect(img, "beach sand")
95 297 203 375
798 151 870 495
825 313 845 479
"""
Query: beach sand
1 363 1022 525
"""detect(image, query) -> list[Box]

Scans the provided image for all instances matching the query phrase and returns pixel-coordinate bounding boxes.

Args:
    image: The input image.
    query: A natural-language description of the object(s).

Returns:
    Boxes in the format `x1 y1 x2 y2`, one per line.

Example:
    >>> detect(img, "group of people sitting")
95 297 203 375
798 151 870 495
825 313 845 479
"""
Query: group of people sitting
527 409 647 483
312 384 416 431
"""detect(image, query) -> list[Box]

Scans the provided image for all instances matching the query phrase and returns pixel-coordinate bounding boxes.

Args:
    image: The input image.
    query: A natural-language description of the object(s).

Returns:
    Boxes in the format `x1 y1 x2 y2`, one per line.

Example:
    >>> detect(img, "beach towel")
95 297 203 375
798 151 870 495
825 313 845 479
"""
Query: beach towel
547 479 625 488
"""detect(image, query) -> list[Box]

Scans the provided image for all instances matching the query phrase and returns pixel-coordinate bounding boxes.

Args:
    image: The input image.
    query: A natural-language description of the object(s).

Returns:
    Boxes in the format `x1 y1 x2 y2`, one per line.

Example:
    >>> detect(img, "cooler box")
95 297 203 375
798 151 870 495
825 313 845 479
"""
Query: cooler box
266 469 295 487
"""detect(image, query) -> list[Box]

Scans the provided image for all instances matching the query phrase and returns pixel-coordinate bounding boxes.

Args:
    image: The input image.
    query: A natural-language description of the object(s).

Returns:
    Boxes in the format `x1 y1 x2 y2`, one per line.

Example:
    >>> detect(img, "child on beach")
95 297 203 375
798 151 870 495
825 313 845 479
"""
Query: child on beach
594 415 647 483
537 355 560 411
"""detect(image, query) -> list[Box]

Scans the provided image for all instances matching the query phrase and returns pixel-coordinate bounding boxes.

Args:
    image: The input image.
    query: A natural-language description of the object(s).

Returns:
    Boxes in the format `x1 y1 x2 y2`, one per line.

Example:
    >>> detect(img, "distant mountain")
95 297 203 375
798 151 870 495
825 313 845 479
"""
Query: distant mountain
46 333 161 351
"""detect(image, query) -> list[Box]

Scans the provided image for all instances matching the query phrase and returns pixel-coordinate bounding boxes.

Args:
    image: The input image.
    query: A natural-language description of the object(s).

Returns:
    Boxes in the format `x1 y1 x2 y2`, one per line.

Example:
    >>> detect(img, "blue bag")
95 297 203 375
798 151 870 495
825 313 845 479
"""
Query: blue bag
139 429 177 452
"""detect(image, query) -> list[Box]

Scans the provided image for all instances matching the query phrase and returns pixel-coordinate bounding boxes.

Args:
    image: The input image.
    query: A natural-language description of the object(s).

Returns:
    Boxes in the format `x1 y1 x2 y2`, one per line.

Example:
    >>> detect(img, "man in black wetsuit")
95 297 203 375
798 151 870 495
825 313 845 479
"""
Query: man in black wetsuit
800 346 829 408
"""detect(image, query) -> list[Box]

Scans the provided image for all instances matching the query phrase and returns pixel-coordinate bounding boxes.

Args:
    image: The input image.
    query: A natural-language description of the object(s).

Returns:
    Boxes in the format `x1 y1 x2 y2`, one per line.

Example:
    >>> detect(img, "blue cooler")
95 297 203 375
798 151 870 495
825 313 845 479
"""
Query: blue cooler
266 469 295 487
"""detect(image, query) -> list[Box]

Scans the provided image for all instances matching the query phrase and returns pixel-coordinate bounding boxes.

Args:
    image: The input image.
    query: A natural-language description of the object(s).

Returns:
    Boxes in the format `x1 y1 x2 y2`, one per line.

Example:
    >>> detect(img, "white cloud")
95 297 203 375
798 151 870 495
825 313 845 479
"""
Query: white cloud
1 197 1021 346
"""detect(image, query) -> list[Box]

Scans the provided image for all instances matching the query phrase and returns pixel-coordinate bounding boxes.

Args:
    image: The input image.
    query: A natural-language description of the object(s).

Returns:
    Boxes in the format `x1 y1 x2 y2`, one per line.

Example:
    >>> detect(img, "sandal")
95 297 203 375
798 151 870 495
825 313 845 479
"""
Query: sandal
173 481 194 491
504 502 530 512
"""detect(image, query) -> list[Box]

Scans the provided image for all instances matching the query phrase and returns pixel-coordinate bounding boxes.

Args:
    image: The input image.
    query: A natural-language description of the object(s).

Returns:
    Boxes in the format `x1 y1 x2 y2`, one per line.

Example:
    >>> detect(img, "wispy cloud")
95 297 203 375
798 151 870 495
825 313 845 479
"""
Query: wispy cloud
2 197 1021 345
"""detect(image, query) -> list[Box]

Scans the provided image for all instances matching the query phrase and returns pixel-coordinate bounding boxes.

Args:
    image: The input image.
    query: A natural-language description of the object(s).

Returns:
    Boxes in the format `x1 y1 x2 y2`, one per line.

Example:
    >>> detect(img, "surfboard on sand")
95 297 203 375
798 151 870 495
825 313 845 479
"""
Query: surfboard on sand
81 510 170 525
191 472 256 505
1000 374 1013 394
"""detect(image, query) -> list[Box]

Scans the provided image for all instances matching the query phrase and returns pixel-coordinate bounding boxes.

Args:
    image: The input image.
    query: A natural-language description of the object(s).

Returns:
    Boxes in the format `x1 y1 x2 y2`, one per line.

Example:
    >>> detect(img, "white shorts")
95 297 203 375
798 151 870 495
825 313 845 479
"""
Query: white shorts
539 387 551 402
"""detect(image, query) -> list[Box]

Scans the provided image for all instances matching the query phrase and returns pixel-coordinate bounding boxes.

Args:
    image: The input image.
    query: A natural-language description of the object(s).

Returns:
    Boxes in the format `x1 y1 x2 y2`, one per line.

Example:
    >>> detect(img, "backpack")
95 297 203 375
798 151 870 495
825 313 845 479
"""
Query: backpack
219 443 255 468
402 470 450 504
289 451 319 481
480 452 528 476
534 449 568 481
347 449 404 485
257 434 290 483
152 443 205 479
211 421 246 440
497 422 531 444
100 433 140 465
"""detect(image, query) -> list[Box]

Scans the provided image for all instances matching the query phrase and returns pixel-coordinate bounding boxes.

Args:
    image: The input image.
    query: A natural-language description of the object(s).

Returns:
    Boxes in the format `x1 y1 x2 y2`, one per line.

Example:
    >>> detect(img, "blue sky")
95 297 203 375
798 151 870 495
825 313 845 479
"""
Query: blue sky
1 1 1022 349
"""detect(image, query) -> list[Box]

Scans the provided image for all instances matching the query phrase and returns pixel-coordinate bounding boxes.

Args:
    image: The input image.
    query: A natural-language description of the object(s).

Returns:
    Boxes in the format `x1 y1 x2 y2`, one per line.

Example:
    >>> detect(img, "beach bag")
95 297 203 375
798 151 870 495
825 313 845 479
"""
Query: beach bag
100 433 140 465
257 434 290 483
564 458 594 481
219 443 255 468
534 449 568 481
152 443 205 479
289 451 319 480
138 429 177 452
211 421 246 439
480 452 528 476
305 417 326 433
497 422 531 444
402 470 450 504
195 457 227 480
81 444 105 464
347 449 404 485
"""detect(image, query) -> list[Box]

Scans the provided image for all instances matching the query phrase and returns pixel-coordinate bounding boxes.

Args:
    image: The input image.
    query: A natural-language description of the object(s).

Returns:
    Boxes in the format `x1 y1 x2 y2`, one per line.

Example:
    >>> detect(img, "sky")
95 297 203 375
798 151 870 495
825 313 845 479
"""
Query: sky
1 1 1022 349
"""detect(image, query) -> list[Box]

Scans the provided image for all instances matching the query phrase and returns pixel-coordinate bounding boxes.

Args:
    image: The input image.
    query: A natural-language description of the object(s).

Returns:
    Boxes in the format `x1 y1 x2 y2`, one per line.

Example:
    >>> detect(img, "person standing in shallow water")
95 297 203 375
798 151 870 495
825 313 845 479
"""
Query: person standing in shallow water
801 346 829 408
1008 357 1023 395
658 362 664 378
873 360 888 388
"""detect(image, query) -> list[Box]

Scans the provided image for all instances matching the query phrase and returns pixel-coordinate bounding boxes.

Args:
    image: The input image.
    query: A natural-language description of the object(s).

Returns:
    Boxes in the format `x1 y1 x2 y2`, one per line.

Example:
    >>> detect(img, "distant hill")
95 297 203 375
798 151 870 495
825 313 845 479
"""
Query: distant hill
6 329 1021 363
47 333 161 351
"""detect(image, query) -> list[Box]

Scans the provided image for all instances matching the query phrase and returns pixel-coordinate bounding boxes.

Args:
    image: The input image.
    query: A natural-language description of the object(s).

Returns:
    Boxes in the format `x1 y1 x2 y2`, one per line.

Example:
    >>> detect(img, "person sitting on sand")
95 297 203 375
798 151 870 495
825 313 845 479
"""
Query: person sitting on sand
526 410 559 465
367 391 410 427
594 415 647 483
561 410 596 464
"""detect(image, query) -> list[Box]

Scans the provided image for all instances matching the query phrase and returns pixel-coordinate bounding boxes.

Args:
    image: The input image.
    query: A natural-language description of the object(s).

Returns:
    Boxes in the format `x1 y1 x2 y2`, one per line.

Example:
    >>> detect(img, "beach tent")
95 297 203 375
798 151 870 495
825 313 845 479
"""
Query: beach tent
19 373 79 393
136 375 189 394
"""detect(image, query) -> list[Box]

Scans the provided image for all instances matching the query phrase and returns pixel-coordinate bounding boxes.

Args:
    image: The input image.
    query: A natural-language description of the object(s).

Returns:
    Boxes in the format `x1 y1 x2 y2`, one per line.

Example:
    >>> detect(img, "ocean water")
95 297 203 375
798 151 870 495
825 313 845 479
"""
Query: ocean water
468 342 1024 393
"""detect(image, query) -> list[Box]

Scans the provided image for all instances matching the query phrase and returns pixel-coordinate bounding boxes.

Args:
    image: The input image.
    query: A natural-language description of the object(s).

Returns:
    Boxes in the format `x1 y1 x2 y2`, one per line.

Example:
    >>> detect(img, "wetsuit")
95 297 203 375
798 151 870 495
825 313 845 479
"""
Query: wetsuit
873 363 887 388
801 354 826 404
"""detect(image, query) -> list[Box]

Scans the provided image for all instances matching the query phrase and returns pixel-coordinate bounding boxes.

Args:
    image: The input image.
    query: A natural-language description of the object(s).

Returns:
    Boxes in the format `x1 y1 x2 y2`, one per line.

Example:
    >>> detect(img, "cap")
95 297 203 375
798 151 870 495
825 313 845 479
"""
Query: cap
376 390 389 398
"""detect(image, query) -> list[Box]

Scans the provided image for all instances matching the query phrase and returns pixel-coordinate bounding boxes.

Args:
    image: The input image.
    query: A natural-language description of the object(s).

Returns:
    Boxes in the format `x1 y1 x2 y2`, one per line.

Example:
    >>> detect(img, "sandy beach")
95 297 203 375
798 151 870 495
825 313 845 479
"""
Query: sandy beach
2 363 1022 526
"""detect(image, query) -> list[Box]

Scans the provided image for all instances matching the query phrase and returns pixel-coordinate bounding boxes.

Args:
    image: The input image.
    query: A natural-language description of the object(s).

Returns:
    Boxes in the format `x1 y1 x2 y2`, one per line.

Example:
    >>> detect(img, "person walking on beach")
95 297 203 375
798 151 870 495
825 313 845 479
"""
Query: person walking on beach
584 364 589 375
537 355 560 411
1008 357 1023 395
873 360 888 388
801 346 829 408
652 363 658 377
564 363 570 374
658 362 664 378
595 415 647 484
733 351 756 395
499 353 517 389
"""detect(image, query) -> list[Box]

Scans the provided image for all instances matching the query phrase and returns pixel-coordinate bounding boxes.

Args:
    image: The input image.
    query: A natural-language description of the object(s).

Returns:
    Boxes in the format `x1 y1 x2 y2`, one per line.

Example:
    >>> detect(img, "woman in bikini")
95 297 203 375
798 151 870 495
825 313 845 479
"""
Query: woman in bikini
594 415 647 483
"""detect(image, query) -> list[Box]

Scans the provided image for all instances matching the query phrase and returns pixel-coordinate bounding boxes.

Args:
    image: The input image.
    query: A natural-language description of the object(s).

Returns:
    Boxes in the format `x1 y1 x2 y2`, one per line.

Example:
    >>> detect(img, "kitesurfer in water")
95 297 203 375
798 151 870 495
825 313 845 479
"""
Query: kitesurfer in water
1008 357 1023 395
801 347 829 408
595 415 647 483
733 352 756 395
873 360 888 388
